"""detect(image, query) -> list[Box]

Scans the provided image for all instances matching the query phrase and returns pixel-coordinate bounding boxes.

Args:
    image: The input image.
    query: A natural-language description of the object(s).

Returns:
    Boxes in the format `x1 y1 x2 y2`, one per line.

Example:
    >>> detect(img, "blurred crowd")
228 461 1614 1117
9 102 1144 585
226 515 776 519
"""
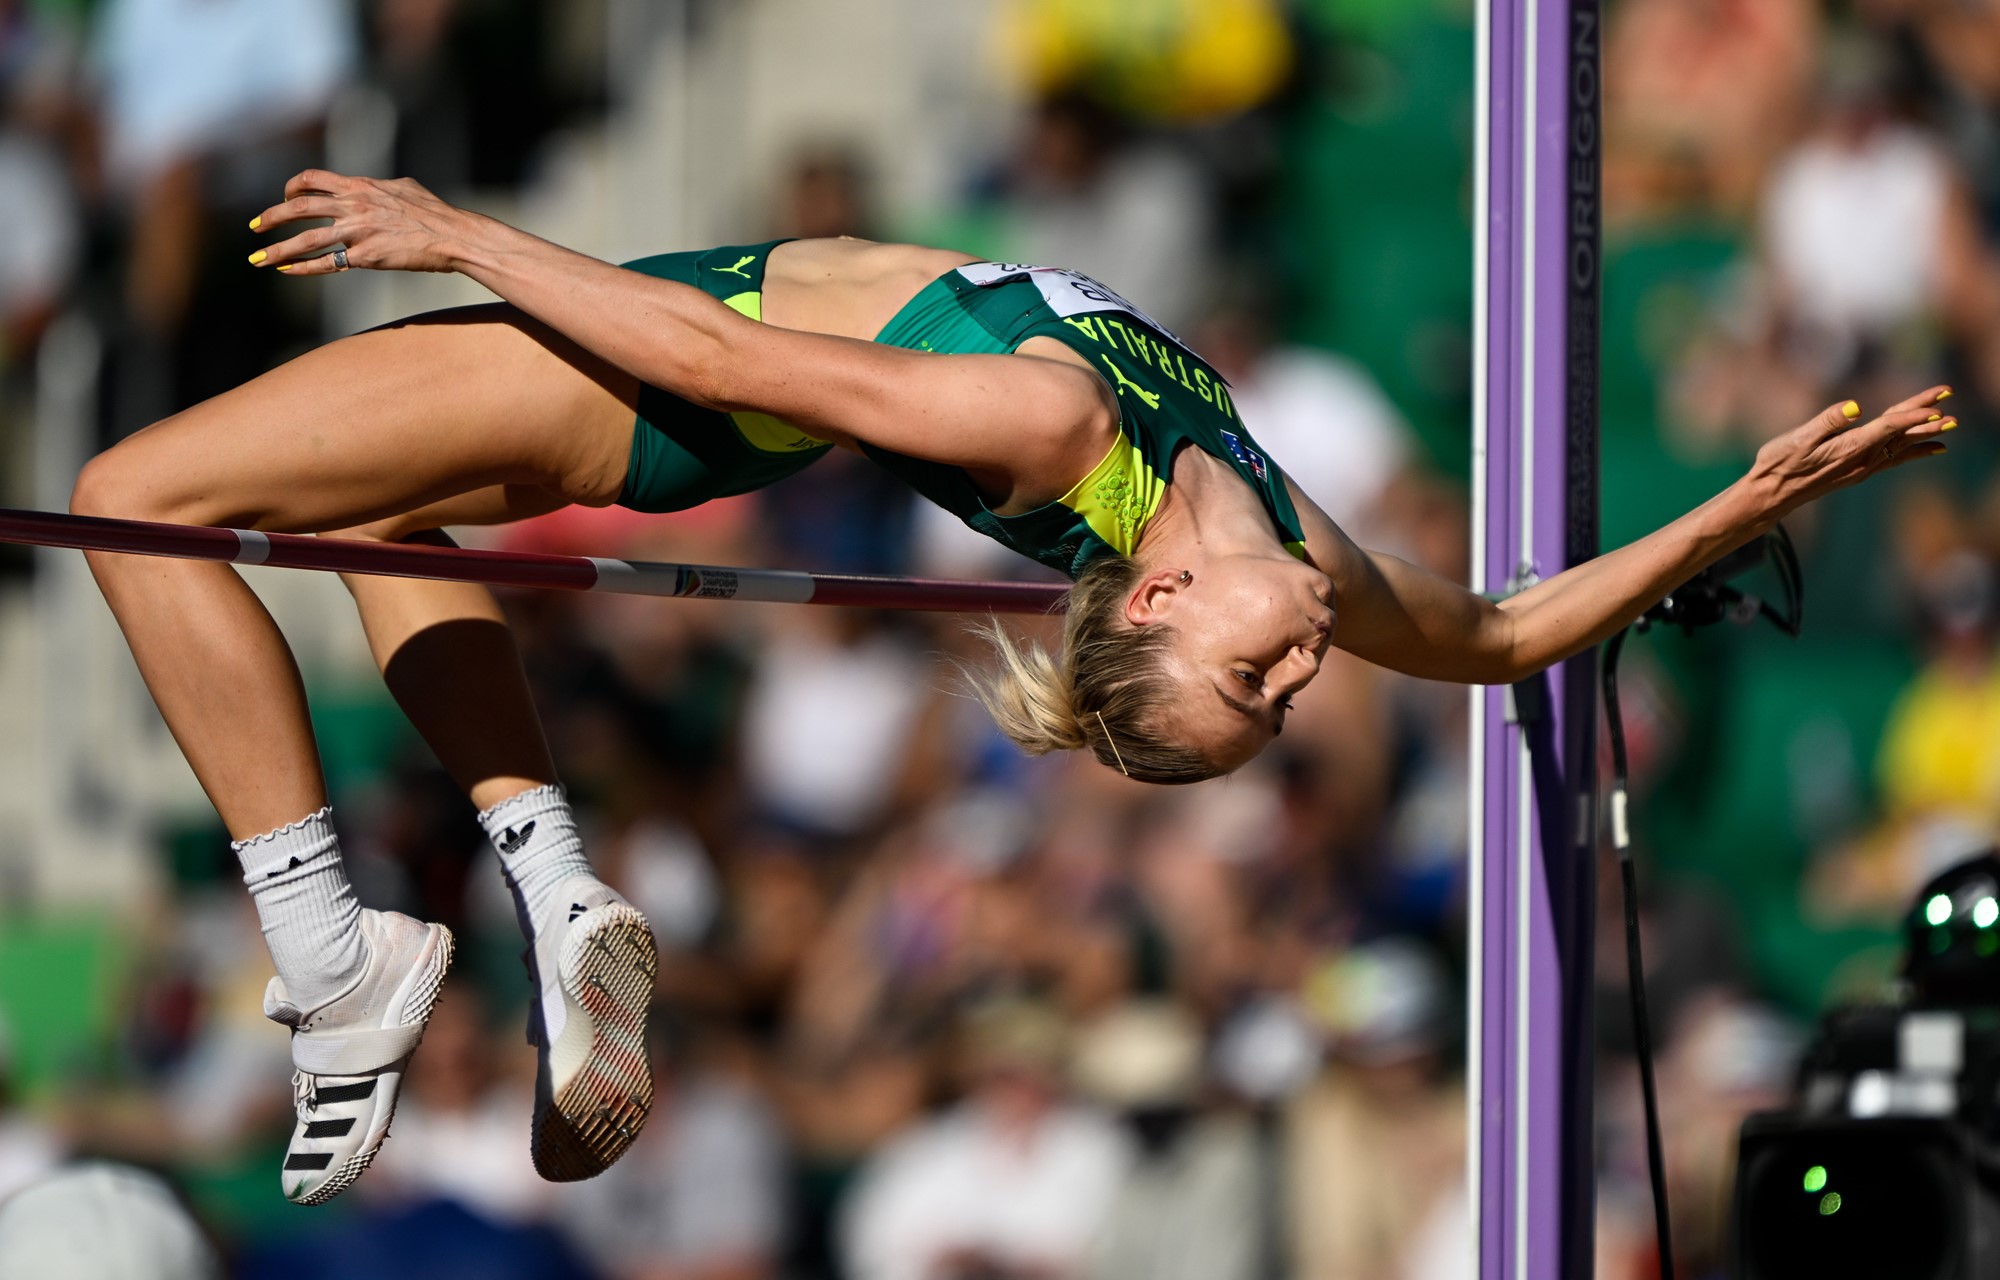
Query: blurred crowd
5 0 2000 1278
0 0 602 471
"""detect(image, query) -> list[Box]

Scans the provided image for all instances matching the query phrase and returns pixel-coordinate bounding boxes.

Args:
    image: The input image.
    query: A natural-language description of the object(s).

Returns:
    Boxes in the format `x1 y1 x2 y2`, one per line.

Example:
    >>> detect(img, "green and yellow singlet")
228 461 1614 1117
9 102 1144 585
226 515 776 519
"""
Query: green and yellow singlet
866 263 1307 579
614 248 1305 581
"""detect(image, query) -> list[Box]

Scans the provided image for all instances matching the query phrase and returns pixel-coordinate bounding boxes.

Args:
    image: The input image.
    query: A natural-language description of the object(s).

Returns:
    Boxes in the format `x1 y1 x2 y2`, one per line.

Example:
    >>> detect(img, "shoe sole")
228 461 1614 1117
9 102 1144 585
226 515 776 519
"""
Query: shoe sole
289 924 457 1206
531 903 657 1181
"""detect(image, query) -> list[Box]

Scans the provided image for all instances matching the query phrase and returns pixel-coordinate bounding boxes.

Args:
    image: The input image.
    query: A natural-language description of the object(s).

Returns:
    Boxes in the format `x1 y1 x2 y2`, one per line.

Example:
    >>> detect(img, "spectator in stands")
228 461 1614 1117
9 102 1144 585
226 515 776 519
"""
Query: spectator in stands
0 1019 58 1202
0 1163 222 1279
1856 0 2000 230
774 143 879 242
1073 1000 1262 1280
739 611 934 839
563 1022 789 1280
91 0 359 428
1672 30 2000 450
0 110 79 361
1604 0 1819 222
981 91 1215 333
786 795 1070 1056
1658 998 1802 1278
53 895 297 1172
0 0 85 508
1763 35 1993 389
90 0 356 299
1285 938 1463 1280
367 981 548 1223
778 1031 935 1278
1812 489 2000 921
841 998 1129 1280
1878 545 2000 829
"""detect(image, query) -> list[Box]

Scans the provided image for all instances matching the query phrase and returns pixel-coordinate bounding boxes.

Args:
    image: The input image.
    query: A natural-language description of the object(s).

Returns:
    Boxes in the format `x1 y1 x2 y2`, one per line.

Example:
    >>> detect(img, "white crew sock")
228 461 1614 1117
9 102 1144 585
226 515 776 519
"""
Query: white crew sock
477 784 594 936
234 807 369 1013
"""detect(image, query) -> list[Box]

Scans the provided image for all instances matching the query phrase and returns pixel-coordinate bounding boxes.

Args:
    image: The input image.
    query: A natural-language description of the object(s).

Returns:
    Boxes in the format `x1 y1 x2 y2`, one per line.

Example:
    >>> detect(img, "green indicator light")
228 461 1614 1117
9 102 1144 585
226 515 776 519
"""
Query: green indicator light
1980 933 1998 957
1975 898 1998 929
1928 894 1954 926
1820 1191 1842 1216
1803 1165 1827 1193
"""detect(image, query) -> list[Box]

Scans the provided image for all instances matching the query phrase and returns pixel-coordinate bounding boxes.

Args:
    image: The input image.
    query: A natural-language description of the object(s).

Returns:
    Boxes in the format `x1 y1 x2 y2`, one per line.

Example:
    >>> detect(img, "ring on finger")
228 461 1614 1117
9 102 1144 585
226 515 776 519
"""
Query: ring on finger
332 247 350 272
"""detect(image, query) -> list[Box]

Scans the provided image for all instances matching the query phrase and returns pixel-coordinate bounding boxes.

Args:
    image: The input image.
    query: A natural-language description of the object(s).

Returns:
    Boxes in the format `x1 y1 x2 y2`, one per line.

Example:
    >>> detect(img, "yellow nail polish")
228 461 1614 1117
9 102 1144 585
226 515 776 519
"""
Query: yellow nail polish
275 264 292 273
1843 401 1861 420
1929 414 1942 422
248 216 261 231
1938 388 1954 402
248 250 267 266
1943 418 1959 431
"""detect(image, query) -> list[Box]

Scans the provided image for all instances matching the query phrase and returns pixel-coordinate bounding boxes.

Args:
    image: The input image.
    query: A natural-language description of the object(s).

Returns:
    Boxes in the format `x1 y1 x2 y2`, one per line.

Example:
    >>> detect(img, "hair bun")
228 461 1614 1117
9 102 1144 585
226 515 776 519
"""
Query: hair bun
960 558 1219 784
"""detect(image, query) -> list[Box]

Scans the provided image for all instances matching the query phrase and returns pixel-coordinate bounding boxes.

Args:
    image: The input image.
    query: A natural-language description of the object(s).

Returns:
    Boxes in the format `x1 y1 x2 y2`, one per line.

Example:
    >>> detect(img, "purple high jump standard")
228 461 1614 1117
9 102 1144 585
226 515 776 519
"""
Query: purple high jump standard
1469 0 1601 1277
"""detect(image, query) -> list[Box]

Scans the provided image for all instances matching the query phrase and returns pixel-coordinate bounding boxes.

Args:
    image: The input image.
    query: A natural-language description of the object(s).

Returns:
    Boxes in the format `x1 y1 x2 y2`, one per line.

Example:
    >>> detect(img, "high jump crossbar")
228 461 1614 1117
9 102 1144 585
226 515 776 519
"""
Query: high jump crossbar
0 508 1069 614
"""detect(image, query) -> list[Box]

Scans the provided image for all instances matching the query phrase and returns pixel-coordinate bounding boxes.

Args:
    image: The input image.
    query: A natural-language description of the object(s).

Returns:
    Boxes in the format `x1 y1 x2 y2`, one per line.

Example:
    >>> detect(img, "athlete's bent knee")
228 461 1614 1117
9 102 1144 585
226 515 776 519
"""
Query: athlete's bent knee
69 449 151 522
70 423 227 525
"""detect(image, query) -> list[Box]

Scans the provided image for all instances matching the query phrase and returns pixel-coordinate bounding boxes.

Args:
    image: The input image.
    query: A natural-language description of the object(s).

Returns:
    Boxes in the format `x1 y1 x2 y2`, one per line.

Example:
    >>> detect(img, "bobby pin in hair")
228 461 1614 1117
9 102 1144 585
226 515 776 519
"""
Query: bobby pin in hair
1095 710 1130 777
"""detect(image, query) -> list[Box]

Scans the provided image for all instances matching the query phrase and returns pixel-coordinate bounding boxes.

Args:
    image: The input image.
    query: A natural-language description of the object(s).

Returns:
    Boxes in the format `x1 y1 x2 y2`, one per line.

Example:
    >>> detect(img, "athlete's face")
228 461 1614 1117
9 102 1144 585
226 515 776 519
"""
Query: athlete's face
1130 553 1337 772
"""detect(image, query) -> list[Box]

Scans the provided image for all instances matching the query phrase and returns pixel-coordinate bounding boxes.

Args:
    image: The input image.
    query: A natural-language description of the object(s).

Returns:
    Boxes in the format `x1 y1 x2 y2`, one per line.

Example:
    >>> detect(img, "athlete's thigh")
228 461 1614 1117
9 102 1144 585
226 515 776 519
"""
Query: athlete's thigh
332 484 573 543
84 304 638 533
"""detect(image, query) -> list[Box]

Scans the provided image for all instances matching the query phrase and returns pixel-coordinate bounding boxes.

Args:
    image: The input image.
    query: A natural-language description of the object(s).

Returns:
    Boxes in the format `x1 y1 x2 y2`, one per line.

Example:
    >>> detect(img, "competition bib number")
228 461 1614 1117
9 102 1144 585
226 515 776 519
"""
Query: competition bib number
957 262 1196 355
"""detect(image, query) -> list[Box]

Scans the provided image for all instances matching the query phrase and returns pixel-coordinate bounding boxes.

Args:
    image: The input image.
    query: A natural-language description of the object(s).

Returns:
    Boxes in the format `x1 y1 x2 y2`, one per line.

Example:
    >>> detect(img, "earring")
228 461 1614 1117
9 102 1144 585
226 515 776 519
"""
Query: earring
1178 570 1192 585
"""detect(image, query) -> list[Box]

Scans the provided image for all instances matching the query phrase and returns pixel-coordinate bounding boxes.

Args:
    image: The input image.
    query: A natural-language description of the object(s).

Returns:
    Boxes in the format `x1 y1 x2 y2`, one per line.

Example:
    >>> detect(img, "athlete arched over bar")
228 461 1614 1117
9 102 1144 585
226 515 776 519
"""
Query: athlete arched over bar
68 169 1955 1204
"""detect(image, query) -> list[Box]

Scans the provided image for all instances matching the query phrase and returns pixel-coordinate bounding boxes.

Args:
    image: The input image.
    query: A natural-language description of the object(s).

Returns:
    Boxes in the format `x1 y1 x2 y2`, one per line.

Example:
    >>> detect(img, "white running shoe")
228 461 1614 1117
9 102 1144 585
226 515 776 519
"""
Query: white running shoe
263 908 455 1205
524 874 657 1181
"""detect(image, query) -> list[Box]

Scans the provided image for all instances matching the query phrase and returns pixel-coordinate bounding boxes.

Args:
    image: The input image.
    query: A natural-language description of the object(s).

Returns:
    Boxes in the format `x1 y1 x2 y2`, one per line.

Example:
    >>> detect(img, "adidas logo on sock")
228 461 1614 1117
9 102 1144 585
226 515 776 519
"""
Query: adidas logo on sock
568 902 588 922
263 855 305 880
499 821 536 855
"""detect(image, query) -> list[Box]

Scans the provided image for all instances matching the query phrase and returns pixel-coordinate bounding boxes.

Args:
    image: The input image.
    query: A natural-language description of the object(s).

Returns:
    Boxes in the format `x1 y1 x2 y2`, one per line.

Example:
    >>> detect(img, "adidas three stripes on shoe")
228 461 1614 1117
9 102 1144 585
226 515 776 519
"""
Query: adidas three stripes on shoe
264 908 455 1205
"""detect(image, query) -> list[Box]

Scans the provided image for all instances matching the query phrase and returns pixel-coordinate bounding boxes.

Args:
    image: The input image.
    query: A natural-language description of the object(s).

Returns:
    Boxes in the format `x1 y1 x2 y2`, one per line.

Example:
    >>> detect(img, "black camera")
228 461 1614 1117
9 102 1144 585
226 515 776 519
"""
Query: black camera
1733 853 2000 1278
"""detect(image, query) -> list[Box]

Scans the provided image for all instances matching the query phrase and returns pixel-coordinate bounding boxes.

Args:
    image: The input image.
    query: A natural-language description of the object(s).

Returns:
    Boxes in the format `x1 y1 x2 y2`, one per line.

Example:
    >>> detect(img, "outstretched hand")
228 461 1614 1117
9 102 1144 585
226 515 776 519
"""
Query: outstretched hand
1748 386 1955 517
247 170 468 276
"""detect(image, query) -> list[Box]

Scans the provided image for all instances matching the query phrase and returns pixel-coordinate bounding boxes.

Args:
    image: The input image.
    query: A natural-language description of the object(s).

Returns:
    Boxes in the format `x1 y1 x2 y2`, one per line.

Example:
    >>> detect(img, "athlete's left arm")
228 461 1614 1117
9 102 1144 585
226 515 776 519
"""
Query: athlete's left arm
1294 392 1951 684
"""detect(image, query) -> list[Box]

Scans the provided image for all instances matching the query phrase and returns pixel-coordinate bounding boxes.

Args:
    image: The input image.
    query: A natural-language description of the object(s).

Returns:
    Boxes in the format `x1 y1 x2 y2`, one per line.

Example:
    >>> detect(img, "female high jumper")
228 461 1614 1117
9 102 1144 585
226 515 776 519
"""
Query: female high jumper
70 169 1955 1203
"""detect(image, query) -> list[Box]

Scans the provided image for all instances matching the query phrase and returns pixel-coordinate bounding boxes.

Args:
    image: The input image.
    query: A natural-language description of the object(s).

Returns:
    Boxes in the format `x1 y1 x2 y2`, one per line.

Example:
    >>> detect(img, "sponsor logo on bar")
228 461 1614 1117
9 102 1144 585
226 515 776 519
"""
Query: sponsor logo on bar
673 568 740 599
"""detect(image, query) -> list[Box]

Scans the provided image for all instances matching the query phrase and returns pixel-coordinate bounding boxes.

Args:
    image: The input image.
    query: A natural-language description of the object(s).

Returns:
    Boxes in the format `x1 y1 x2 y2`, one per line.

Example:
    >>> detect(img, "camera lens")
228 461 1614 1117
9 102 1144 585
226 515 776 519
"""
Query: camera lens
1737 1121 1961 1280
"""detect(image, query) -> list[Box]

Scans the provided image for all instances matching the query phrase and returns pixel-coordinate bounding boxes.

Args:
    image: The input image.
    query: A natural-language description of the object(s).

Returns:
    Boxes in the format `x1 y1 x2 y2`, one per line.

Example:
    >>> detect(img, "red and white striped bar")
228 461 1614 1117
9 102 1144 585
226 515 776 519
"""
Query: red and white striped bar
0 508 1069 614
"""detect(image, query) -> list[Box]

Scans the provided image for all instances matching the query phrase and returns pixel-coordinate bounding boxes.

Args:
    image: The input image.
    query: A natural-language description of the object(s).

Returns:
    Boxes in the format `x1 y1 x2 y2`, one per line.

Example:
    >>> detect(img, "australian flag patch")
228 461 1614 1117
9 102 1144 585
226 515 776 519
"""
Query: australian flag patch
1219 431 1268 482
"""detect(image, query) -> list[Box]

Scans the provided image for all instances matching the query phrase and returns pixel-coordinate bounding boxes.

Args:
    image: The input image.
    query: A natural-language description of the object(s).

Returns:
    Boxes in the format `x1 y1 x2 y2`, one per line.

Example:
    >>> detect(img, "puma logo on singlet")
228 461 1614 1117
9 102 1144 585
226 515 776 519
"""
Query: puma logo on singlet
713 255 757 279
1099 356 1161 409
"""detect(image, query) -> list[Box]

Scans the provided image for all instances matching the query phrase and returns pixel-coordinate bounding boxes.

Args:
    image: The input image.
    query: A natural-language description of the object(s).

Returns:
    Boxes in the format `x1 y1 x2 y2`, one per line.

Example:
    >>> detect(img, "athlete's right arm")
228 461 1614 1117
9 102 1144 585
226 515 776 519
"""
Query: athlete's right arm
252 171 1118 507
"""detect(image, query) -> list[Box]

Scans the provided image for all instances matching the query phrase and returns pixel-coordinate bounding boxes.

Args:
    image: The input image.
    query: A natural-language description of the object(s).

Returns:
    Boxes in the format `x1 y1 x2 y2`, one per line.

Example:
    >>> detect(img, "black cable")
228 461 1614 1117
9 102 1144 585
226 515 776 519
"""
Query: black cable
1603 626 1677 1279
1486 526 1801 1278
1591 525 1803 1279
1773 524 1802 632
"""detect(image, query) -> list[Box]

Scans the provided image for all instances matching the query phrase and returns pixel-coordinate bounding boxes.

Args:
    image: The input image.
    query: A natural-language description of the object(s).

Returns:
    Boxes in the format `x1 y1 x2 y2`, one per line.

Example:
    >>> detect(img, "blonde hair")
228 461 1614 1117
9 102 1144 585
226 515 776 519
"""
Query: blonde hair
965 556 1219 785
